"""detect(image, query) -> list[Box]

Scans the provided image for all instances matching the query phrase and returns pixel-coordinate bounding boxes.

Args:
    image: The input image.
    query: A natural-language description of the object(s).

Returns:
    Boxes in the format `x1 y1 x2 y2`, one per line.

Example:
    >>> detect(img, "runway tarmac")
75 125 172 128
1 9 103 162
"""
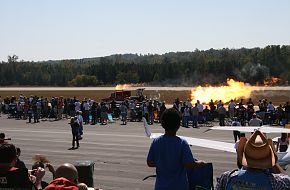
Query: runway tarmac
0 115 289 190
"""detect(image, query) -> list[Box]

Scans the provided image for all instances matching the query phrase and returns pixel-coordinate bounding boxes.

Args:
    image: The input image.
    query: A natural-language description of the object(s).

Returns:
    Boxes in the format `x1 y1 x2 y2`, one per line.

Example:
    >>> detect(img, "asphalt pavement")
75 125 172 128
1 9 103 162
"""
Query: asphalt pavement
0 115 289 190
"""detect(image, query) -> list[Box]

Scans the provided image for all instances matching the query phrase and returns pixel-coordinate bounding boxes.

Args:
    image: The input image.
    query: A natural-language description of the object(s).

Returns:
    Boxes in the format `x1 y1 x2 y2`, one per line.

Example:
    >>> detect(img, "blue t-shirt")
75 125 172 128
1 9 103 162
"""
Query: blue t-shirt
147 134 195 190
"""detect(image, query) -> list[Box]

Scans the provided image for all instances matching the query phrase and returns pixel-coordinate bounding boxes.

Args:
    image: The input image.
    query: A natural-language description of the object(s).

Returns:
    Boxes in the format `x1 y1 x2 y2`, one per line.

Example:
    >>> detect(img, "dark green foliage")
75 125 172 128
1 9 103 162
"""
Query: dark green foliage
68 75 99 87
1 45 290 86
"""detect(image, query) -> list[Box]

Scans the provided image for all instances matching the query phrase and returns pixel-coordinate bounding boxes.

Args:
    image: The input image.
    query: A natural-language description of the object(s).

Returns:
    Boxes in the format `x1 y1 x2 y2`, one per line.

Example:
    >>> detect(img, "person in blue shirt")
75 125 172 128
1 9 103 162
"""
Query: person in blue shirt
216 130 290 190
147 108 206 190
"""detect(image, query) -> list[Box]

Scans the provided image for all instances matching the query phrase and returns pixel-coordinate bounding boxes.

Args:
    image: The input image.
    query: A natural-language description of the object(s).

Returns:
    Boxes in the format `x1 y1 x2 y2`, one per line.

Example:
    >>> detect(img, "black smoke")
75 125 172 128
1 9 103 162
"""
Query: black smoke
236 63 270 83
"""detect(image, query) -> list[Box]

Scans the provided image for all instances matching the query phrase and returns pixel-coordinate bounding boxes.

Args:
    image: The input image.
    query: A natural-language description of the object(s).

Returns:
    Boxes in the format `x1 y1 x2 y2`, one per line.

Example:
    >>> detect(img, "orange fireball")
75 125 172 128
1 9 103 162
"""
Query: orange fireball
191 79 256 104
263 77 280 86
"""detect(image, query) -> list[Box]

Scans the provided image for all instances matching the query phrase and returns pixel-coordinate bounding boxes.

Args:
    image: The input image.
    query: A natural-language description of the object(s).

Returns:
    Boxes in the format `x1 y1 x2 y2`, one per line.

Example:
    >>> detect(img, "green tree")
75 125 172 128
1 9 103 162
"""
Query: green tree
68 75 98 86
7 55 19 63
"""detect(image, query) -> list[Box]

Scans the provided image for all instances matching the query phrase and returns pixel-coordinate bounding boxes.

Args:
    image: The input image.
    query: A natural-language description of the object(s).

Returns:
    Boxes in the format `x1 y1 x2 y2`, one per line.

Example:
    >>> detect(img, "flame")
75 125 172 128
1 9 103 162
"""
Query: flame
115 83 145 90
263 77 280 86
191 79 256 104
115 84 132 90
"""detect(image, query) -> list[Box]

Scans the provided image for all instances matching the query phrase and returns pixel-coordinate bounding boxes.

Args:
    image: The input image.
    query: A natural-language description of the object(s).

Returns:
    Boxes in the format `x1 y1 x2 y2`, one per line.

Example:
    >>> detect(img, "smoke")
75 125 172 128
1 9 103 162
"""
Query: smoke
236 63 270 83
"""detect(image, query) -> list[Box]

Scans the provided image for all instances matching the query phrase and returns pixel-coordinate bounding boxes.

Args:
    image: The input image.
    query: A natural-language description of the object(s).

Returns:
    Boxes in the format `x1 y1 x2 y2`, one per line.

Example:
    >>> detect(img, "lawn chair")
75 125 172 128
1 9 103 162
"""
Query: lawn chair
187 163 214 190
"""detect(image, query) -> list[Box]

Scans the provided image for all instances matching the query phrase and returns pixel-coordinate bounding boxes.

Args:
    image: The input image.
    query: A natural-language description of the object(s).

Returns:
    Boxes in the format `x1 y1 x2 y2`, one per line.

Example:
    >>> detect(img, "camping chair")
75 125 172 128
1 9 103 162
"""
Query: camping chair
187 163 214 190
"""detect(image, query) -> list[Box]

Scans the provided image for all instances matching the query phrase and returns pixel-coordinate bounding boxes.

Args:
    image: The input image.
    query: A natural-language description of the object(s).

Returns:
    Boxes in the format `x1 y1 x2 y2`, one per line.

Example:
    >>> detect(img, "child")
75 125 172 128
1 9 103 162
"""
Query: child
147 108 205 190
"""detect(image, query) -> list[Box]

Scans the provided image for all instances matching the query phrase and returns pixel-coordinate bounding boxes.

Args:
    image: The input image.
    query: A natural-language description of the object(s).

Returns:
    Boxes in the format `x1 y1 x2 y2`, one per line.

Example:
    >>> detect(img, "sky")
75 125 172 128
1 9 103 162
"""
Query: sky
0 0 289 62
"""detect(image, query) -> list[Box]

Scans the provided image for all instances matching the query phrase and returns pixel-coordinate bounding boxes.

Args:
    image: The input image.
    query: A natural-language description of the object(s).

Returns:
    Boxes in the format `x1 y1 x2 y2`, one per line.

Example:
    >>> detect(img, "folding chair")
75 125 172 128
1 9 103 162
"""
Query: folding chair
187 163 214 190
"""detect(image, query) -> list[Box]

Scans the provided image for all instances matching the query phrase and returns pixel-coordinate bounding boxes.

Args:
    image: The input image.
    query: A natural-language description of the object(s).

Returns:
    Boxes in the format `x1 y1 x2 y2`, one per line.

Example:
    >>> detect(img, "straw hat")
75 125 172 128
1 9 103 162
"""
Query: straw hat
237 130 277 169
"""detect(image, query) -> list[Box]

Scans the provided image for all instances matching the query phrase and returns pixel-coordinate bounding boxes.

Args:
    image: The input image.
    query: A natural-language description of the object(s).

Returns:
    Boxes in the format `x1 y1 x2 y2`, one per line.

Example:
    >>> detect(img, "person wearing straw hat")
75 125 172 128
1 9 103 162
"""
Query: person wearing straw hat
216 130 290 189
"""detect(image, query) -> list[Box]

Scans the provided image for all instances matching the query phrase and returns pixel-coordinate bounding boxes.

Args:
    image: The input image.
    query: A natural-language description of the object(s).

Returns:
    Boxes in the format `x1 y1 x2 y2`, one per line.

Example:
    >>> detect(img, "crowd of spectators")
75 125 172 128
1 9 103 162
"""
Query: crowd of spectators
0 94 166 126
1 94 290 129
174 98 290 128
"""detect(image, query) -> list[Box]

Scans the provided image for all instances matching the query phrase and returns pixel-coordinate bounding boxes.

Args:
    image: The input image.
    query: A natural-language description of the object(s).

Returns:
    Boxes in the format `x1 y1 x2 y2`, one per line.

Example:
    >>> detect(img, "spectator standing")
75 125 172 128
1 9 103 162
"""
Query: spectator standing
0 95 2 116
228 99 236 119
276 133 289 152
283 101 290 123
182 105 190 128
120 102 128 125
91 102 97 125
100 102 108 125
196 100 203 123
246 98 254 121
147 108 206 190
147 101 154 125
218 104 227 126
69 117 79 149
83 100 90 124
191 104 199 128
209 99 216 120
76 111 84 140
231 118 241 143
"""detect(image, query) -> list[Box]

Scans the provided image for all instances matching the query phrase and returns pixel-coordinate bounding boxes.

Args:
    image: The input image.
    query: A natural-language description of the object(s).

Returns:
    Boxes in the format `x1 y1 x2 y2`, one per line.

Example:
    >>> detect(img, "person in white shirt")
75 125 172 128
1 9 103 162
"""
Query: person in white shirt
249 113 262 126
74 100 81 112
76 111 84 140
185 98 192 109
196 100 204 123
228 99 236 119
266 101 276 125
83 101 90 124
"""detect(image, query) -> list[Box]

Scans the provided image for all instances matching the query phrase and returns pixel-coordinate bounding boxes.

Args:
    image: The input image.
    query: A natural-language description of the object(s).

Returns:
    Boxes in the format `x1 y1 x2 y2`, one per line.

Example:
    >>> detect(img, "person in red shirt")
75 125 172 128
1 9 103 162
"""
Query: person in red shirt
44 163 78 190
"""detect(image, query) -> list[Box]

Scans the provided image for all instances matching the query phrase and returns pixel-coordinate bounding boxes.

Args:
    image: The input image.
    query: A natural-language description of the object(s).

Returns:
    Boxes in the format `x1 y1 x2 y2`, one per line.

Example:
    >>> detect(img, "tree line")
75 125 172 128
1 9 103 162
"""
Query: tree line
1 45 290 86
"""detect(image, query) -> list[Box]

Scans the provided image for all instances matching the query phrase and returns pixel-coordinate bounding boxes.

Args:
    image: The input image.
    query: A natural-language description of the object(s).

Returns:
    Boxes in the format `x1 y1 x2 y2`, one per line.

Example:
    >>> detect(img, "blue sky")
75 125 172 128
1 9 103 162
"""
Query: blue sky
0 0 289 61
